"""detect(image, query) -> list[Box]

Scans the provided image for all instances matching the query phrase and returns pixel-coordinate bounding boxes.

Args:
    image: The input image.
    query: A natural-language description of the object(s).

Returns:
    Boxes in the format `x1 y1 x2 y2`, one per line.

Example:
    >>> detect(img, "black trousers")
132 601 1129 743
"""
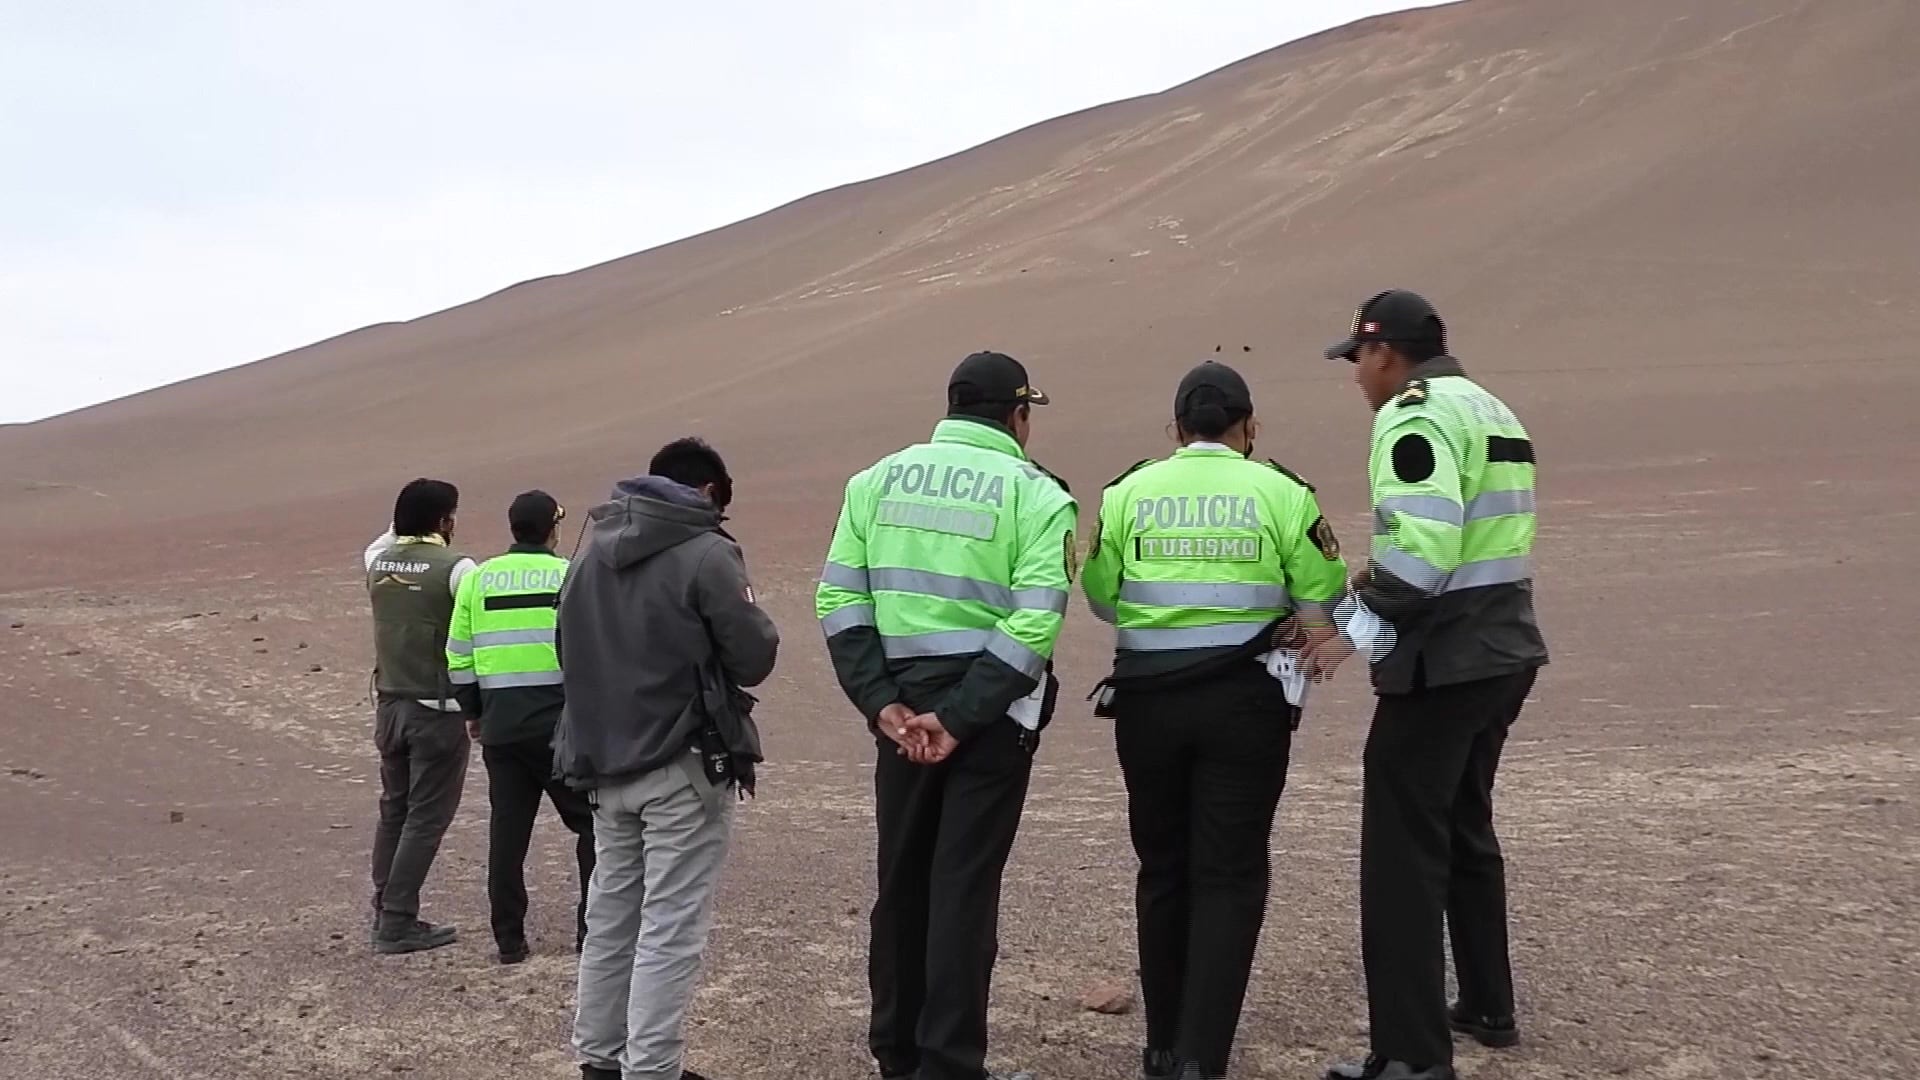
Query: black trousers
869 720 1036 1080
1361 666 1537 1066
481 733 595 952
371 697 470 925
1112 663 1295 1078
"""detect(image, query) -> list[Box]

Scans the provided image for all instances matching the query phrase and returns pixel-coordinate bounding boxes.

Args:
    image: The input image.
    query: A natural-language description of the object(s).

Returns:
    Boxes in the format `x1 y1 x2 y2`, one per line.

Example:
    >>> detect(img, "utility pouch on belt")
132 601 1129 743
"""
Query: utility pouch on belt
1089 680 1119 719
695 723 733 788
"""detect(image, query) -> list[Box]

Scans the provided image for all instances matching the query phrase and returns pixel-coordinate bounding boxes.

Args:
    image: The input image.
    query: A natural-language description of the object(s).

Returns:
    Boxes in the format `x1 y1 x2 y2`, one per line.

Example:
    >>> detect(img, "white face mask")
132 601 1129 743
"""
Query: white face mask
1183 434 1254 458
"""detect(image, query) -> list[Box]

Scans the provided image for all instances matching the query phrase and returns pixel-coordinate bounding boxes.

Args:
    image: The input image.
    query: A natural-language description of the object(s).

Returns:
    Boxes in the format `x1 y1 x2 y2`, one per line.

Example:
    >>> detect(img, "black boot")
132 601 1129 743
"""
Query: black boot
1325 1054 1456 1080
1142 1048 1177 1080
1448 1000 1518 1048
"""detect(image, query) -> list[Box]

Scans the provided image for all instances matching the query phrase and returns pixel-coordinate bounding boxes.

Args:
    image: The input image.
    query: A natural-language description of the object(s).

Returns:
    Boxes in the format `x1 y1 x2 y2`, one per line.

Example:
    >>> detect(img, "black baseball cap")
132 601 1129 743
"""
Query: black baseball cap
1323 289 1446 361
947 350 1049 410
508 490 564 535
1174 360 1253 418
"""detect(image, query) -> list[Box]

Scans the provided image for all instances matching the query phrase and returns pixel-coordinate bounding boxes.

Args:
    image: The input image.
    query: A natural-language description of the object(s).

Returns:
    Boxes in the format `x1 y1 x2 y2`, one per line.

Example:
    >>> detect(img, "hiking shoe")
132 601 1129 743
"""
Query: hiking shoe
581 1070 707 1080
498 942 529 965
577 1065 705 1080
373 918 458 954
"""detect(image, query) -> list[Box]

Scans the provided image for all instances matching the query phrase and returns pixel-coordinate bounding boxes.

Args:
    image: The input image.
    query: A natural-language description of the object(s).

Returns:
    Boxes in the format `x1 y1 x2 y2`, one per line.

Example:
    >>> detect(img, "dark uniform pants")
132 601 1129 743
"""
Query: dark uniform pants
482 733 596 952
370 697 470 926
1361 666 1537 1066
869 719 1035 1080
1112 663 1294 1078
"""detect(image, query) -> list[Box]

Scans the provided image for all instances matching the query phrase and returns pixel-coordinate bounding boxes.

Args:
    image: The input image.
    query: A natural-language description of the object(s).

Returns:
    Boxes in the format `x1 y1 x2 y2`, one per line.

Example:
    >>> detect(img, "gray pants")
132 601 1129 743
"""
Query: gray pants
573 749 734 1079
370 696 470 925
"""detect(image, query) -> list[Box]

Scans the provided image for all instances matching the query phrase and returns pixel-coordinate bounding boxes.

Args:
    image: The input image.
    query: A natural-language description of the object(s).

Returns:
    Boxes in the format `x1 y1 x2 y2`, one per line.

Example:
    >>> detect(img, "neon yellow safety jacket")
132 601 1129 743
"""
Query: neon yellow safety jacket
816 417 1078 740
1083 445 1347 682
447 545 567 744
1334 355 1549 693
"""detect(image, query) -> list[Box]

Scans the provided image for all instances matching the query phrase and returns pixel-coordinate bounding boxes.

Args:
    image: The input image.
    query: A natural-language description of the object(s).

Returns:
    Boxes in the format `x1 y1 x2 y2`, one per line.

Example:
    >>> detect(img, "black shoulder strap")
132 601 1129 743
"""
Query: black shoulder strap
1263 458 1316 492
1105 458 1154 489
1028 459 1072 495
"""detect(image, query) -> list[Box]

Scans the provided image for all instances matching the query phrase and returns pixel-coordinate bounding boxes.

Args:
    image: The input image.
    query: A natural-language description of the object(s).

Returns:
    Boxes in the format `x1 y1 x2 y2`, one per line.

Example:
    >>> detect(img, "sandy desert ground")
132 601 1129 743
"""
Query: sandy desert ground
3 0 1917 1077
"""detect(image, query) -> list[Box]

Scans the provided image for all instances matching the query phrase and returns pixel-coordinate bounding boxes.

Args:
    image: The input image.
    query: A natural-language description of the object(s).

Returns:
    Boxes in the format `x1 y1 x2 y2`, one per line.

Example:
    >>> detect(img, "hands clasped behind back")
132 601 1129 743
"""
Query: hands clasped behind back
877 703 960 765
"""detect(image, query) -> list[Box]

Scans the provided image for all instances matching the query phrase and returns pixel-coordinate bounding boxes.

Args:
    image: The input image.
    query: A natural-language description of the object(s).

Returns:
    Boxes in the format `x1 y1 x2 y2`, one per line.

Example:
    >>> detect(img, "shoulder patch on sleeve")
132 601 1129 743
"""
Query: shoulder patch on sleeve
1305 515 1336 557
1063 528 1079 583
1394 379 1430 408
1105 458 1154 489
1308 515 1341 561
1263 459 1316 492
1392 431 1436 483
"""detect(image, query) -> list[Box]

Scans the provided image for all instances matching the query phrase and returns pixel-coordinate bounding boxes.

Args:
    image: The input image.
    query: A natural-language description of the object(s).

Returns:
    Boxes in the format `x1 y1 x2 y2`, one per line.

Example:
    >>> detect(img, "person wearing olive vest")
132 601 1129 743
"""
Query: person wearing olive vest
816 350 1077 1080
446 489 595 966
1310 291 1549 1080
362 477 478 955
1082 361 1347 1080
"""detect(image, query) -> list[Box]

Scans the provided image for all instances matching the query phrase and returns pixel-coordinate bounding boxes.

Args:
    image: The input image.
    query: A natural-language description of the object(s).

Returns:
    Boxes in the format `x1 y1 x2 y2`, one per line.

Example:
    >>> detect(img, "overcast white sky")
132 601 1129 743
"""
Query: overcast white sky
0 1 1426 424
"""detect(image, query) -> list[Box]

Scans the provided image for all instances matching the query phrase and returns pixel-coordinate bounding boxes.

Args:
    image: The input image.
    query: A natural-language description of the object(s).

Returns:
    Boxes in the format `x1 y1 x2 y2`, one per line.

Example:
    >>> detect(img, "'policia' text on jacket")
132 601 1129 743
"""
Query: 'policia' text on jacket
814 417 1078 740
446 544 568 746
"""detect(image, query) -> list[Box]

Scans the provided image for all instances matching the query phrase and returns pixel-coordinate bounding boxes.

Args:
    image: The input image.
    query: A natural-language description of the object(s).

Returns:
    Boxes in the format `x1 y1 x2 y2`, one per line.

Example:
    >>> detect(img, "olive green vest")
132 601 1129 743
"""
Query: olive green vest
368 537 467 700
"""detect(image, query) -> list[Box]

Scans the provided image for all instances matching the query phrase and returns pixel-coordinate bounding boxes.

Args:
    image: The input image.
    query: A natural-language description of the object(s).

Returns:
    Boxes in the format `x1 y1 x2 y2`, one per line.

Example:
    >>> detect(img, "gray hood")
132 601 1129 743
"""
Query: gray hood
588 475 722 570
553 473 778 791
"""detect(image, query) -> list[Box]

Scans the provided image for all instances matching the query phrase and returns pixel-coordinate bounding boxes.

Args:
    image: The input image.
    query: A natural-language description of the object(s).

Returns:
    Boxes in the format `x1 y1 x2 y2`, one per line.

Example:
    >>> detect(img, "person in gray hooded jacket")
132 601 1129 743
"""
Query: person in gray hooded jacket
555 436 779 1080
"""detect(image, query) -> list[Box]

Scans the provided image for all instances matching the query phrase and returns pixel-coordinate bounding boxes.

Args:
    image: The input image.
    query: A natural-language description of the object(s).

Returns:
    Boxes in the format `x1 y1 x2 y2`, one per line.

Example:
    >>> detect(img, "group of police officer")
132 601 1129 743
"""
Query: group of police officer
363 286 1545 1080
816 289 1548 1080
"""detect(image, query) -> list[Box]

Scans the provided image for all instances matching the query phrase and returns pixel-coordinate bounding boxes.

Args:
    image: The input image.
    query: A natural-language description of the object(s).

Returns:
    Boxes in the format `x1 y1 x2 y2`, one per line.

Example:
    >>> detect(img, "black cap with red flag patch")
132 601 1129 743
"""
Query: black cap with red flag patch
1324 289 1446 361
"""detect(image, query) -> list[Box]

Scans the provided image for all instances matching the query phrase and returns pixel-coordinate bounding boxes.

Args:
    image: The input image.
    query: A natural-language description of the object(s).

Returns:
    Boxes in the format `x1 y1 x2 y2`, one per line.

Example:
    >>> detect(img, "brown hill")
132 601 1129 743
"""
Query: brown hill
3 0 1915 587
